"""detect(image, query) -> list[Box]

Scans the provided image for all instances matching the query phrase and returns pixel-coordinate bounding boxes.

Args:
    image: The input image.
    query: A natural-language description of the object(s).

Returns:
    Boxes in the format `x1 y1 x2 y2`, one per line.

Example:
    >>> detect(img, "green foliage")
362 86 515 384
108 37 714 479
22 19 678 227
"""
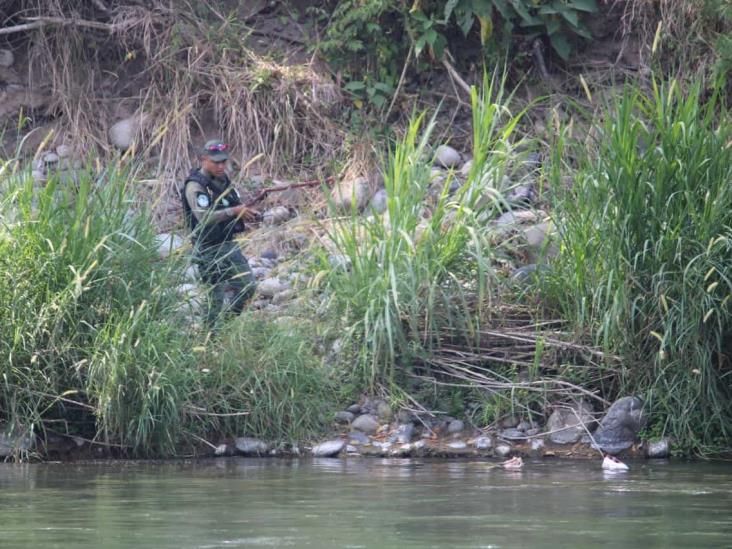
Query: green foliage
544 80 732 455
321 73 524 387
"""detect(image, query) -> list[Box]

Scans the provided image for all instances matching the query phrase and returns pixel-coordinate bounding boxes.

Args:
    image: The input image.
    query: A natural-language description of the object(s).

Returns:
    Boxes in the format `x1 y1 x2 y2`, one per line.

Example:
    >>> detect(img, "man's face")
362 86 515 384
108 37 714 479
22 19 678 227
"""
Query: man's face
201 155 227 179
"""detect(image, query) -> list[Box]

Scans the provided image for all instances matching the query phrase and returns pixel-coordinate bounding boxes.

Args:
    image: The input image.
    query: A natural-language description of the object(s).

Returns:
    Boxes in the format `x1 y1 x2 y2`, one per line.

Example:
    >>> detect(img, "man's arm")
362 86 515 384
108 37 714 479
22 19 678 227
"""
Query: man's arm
184 180 240 225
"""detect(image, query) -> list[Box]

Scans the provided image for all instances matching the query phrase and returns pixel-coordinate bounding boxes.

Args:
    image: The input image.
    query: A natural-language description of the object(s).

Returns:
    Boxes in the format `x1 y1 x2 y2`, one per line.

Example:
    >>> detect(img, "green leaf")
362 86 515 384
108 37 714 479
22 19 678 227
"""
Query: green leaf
549 32 571 60
568 0 598 12
560 9 579 27
344 81 366 92
544 19 561 35
493 0 513 21
444 0 460 21
457 9 475 35
570 22 593 39
471 0 493 17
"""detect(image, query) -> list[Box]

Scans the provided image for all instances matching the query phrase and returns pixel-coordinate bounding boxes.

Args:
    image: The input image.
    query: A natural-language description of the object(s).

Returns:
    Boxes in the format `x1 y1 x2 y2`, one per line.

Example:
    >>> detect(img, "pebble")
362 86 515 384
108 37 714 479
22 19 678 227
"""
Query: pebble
348 431 370 445
376 401 392 420
500 428 526 440
234 437 268 455
312 439 345 457
263 206 291 226
389 423 414 444
448 441 467 450
351 414 379 434
646 438 670 458
434 145 462 168
260 249 278 260
154 233 185 258
214 444 228 456
494 444 512 458
459 159 473 177
447 419 465 434
530 438 545 453
334 411 354 424
0 49 14 68
346 404 362 414
56 144 73 158
257 277 289 298
251 267 271 279
272 289 296 305
473 436 493 450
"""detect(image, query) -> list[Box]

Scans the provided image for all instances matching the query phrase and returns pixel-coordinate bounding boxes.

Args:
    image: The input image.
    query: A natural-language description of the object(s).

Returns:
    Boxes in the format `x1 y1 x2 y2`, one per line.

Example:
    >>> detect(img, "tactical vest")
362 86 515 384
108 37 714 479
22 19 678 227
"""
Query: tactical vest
181 168 245 247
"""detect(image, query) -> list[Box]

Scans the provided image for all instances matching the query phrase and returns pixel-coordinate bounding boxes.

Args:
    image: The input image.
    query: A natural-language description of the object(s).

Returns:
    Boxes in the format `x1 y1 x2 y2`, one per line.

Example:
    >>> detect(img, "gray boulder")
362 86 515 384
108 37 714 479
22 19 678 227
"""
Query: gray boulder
547 401 596 444
234 437 268 455
330 176 370 212
334 411 354 424
646 438 670 459
109 115 145 150
494 444 512 458
389 423 414 444
473 436 492 450
434 145 462 168
593 396 647 454
447 419 465 434
352 414 379 434
262 206 291 226
370 189 388 214
312 439 345 457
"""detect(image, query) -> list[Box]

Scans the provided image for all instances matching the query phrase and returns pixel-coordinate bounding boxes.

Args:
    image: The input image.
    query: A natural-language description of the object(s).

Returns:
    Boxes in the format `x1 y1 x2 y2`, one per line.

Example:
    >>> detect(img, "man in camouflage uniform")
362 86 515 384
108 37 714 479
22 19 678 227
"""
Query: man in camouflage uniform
182 140 258 326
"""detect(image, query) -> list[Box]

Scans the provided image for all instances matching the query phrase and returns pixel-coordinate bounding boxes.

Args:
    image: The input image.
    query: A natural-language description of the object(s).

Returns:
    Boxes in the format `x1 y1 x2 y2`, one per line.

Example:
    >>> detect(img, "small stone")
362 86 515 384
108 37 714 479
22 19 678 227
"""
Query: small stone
495 210 539 228
547 401 596 445
346 444 359 454
330 176 370 212
500 428 526 440
525 428 541 437
517 420 531 432
391 443 413 457
56 144 73 158
257 277 289 298
646 438 670 459
312 439 345 457
370 188 388 213
154 233 185 258
234 437 268 455
501 416 520 429
352 414 379 434
43 152 59 164
376 400 392 421
448 441 467 450
260 249 278 260
214 444 228 456
346 404 361 415
262 206 291 226
272 289 296 305
447 419 465 434
413 439 426 450
109 115 146 150
348 431 370 445
32 170 45 183
434 145 462 168
0 49 14 68
459 159 473 177
509 185 536 207
530 438 545 453
473 436 493 450
335 411 354 424
251 267 271 279
495 444 512 458
389 424 414 444
184 265 198 281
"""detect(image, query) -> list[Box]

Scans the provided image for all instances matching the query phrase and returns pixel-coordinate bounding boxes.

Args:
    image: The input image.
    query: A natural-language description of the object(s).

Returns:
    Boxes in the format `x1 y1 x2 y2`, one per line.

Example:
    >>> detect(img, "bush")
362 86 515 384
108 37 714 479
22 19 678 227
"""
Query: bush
545 80 732 454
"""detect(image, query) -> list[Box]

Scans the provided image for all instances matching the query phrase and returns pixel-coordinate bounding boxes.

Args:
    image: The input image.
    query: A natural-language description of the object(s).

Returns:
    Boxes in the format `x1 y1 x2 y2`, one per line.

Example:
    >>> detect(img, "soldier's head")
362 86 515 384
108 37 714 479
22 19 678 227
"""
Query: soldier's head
200 139 229 179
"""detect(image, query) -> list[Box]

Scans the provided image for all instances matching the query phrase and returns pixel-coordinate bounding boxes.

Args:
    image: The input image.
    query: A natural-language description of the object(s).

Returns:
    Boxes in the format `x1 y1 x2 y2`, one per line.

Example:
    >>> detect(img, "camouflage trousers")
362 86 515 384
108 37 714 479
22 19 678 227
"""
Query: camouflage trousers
195 240 256 326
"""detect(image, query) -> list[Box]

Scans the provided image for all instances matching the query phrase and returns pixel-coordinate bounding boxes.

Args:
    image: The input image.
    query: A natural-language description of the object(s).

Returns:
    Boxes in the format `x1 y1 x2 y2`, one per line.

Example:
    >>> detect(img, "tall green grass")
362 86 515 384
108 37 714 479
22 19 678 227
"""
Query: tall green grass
323 74 525 387
546 81 732 454
0 160 330 457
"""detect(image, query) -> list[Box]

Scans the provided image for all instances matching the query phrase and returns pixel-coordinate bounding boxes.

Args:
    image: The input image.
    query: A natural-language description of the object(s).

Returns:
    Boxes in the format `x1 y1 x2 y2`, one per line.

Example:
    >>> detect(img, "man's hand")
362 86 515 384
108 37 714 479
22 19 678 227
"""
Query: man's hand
230 204 259 223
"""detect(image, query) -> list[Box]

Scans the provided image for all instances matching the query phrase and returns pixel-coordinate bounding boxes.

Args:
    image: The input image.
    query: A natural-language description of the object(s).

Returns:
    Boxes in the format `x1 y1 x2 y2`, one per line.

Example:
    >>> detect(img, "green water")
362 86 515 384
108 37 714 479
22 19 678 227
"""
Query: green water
1 458 730 548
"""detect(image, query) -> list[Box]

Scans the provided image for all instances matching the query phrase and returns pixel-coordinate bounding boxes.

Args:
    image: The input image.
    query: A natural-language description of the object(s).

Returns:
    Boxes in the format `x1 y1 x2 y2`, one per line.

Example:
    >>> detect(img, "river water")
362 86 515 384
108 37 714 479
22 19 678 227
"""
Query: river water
1 458 730 548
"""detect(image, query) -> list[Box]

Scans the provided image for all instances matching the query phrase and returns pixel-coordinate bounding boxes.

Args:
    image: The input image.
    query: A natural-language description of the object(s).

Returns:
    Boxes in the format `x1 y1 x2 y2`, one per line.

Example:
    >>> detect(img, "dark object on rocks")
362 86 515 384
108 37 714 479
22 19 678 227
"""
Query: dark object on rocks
646 438 671 459
260 249 278 260
335 411 354 424
352 414 379 434
312 439 345 457
546 400 596 445
447 419 465 434
234 437 268 455
593 396 647 454
389 423 415 444
508 185 536 208
510 263 550 285
346 404 361 415
501 415 520 429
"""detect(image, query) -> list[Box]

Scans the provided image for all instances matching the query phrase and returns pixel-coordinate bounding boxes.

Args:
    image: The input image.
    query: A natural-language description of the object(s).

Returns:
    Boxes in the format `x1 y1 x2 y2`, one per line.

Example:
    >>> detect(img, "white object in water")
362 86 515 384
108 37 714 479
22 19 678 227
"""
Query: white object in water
502 456 524 470
602 454 629 471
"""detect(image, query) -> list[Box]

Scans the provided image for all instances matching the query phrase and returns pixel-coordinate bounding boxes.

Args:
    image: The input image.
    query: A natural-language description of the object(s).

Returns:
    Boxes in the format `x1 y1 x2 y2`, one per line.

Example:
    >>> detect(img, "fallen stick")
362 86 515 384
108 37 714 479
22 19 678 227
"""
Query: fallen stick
244 176 334 207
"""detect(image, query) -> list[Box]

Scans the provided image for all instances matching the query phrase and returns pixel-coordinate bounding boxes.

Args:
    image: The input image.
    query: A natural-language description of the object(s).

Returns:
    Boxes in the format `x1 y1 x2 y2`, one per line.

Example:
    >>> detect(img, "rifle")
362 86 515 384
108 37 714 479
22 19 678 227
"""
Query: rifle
244 176 335 207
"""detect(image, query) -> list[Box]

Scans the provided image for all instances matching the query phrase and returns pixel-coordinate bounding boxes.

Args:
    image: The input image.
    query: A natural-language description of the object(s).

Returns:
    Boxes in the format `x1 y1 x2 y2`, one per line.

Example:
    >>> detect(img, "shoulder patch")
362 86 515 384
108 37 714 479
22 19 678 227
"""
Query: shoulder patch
196 193 211 208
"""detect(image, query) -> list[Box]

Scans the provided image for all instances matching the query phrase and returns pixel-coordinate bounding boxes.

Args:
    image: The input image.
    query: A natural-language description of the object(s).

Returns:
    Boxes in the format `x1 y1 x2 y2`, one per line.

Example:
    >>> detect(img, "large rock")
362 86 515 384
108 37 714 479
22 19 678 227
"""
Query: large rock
434 145 461 168
331 176 370 212
234 437 268 455
312 439 345 457
646 438 670 459
546 401 596 444
593 396 647 454
109 115 146 150
154 233 185 258
351 414 379 434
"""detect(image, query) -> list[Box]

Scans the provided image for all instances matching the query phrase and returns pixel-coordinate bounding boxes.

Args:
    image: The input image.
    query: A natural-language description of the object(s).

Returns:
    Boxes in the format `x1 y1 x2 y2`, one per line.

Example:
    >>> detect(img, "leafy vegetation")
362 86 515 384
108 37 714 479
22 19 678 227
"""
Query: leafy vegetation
543 81 732 454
